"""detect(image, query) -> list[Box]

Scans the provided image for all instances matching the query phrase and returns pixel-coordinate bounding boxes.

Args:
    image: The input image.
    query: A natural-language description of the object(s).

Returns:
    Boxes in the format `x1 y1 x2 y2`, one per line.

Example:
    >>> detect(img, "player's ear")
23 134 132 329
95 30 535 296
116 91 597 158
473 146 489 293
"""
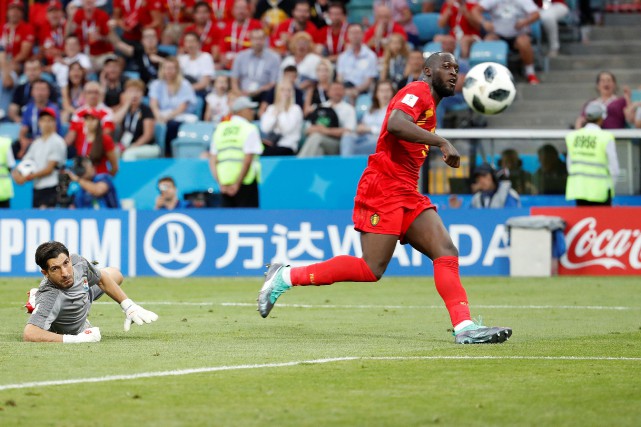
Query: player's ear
41 268 47 277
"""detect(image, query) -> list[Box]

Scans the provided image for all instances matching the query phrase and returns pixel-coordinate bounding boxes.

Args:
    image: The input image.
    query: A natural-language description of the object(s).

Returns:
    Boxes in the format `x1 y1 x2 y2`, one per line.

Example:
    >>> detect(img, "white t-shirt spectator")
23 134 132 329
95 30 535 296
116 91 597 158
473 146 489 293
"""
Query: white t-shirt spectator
205 92 230 125
280 53 322 85
178 53 216 85
52 53 93 88
479 0 539 38
260 104 304 153
322 100 357 132
22 133 67 190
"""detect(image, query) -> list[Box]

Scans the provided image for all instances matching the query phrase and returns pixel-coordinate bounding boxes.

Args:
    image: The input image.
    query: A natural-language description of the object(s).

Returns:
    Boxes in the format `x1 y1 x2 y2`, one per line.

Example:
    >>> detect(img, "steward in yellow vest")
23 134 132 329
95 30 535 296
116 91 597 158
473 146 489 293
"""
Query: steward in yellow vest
209 97 264 207
565 102 619 206
0 136 15 208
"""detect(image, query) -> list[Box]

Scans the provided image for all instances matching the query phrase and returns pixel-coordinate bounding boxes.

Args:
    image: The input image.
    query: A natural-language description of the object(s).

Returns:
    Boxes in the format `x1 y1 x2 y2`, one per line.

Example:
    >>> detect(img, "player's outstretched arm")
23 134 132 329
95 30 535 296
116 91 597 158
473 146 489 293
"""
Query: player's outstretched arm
97 271 159 332
387 109 460 168
23 324 101 343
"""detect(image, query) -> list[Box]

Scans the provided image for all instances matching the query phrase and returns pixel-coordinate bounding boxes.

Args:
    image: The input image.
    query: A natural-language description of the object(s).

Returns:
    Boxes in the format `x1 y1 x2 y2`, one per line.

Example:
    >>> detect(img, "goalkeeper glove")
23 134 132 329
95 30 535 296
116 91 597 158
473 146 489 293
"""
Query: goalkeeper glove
63 327 101 343
120 299 159 331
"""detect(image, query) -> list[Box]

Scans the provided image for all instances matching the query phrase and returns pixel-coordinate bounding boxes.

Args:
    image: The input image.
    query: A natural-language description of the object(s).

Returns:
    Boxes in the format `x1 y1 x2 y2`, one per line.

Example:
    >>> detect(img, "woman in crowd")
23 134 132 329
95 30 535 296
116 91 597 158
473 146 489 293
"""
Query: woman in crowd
75 110 119 176
260 80 304 156
280 32 322 91
340 80 394 156
303 59 334 117
380 33 410 91
575 71 635 129
148 57 198 156
178 31 216 98
61 62 87 124
113 80 158 160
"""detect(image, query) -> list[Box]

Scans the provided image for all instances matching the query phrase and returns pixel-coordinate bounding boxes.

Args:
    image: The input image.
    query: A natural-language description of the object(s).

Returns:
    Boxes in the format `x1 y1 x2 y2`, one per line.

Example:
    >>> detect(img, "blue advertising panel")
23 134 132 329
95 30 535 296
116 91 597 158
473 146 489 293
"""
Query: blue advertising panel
0 210 131 276
136 208 527 277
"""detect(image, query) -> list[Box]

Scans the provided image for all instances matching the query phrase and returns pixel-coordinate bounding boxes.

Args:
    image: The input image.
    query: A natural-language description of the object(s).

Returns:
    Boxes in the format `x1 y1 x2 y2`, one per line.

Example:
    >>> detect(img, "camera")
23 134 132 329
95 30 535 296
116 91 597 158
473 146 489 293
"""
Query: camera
56 170 73 207
71 156 87 178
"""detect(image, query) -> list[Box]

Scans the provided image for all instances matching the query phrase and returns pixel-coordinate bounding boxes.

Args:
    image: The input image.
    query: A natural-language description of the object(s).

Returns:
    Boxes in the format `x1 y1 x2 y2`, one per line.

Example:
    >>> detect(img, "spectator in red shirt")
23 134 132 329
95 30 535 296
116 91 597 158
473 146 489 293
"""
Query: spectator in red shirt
217 0 263 69
317 2 349 62
2 0 35 72
112 0 163 43
271 0 322 56
435 0 481 60
182 2 222 57
38 2 66 67
67 0 114 69
363 4 407 57
65 81 115 154
209 0 235 28
75 109 119 176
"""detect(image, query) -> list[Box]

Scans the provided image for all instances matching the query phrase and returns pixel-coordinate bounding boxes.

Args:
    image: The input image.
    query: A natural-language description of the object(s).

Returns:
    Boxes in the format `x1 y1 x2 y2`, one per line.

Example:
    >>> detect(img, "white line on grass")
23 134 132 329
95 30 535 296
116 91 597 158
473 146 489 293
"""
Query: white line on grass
1 355 641 392
98 302 641 311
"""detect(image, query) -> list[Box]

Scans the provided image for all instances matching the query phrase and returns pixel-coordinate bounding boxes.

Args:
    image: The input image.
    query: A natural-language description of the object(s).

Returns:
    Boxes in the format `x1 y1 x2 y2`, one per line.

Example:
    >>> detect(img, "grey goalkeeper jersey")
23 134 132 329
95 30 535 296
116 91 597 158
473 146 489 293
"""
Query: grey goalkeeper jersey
27 254 102 335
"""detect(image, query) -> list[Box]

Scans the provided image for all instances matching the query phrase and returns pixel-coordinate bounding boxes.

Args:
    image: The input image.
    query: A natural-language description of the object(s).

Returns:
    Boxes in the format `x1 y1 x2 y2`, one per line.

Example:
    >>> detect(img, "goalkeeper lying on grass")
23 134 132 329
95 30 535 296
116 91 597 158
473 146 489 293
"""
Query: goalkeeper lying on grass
23 241 158 343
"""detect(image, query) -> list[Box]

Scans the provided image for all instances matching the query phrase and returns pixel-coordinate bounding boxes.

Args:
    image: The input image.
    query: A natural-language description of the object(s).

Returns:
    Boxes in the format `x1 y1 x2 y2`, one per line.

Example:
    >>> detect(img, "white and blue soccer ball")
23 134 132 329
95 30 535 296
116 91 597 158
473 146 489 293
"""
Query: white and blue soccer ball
16 159 37 176
462 62 516 115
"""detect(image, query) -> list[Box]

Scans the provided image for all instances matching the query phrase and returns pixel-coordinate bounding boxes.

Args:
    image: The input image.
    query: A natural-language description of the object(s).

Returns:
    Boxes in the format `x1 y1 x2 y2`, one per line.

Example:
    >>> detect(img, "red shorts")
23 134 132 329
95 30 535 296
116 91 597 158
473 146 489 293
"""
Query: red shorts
352 168 436 243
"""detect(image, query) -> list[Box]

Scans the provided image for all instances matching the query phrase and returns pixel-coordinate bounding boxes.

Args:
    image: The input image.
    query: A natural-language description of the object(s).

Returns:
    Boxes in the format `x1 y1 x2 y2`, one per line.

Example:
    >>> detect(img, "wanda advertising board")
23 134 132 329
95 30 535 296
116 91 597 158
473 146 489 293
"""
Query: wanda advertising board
532 207 641 276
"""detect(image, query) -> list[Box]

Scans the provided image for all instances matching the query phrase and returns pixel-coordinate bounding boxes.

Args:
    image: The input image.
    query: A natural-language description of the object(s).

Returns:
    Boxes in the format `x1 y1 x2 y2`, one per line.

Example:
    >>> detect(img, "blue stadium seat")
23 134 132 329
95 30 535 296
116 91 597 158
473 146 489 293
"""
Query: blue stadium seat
158 44 178 57
423 41 443 56
171 139 209 158
0 122 21 141
631 89 641 103
413 13 444 44
177 121 216 144
355 93 372 122
469 41 509 67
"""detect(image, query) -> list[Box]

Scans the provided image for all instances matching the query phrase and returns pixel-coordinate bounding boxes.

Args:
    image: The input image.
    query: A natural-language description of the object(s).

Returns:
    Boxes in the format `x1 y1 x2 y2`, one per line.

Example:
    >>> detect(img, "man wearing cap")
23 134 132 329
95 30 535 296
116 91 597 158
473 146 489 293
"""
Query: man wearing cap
38 1 66 67
12 108 67 208
565 101 620 206
209 96 263 207
2 0 35 72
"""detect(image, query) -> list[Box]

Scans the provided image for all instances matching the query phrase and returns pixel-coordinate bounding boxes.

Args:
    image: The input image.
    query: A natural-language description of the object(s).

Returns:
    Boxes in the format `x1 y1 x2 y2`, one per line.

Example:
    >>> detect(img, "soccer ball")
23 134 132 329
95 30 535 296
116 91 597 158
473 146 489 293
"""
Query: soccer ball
16 159 37 176
462 62 516 115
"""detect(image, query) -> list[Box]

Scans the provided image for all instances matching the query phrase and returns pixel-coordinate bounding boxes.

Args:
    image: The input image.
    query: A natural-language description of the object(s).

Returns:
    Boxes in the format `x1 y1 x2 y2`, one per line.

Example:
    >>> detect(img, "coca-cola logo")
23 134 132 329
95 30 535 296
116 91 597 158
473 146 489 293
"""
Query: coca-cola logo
562 217 641 270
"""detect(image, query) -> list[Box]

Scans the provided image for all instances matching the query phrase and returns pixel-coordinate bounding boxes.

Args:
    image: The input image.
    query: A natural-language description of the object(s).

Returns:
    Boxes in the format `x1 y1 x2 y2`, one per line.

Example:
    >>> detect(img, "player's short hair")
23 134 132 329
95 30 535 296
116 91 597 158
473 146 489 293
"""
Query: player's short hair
35 241 70 271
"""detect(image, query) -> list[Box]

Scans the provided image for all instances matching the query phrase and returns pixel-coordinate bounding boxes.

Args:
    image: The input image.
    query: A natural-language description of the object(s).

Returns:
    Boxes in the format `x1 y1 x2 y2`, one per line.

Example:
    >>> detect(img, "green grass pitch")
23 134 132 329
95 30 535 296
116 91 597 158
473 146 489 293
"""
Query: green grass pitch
1 275 640 426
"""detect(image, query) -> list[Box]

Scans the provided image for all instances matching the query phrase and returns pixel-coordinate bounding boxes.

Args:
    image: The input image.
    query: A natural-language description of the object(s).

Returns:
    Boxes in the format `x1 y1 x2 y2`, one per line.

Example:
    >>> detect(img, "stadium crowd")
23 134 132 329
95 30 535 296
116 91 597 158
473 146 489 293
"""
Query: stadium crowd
0 0 640 209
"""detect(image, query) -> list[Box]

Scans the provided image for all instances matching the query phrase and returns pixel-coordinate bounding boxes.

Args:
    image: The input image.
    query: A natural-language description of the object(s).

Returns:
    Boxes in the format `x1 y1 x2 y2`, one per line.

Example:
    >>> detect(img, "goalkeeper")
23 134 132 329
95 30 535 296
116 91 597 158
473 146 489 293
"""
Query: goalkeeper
23 241 158 343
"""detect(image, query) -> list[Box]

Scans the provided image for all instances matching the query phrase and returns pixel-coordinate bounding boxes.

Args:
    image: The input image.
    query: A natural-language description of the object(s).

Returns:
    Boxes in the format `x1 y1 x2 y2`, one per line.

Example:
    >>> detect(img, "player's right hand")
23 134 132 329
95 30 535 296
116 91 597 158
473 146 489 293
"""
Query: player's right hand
121 299 159 332
440 140 461 168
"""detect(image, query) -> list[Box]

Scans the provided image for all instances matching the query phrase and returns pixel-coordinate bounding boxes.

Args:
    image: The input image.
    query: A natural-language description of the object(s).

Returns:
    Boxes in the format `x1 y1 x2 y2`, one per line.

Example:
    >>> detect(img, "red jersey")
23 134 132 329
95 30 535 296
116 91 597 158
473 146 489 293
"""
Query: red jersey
270 19 321 53
182 21 222 54
161 0 196 24
70 104 116 135
113 0 161 41
439 1 481 38
371 81 437 188
219 19 263 55
71 8 113 56
75 133 117 175
363 21 407 57
1 22 35 58
38 22 65 64
319 23 349 56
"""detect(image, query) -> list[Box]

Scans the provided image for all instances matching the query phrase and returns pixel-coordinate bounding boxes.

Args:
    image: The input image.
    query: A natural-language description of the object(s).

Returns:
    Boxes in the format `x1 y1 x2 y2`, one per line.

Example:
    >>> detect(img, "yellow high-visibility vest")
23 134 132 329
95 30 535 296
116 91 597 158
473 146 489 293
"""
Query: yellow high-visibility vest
0 137 14 202
565 127 614 202
213 119 260 186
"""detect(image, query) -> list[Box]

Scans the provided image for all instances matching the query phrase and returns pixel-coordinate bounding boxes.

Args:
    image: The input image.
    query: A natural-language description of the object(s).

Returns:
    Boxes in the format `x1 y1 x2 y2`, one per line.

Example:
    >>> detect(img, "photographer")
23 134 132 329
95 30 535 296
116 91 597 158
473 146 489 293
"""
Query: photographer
154 176 191 210
66 156 120 209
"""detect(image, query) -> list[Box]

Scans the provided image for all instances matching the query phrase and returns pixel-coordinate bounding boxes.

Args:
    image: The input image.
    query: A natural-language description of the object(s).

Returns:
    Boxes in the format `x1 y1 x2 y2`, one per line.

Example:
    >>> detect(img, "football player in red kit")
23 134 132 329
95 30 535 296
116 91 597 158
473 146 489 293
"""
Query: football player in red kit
258 52 512 344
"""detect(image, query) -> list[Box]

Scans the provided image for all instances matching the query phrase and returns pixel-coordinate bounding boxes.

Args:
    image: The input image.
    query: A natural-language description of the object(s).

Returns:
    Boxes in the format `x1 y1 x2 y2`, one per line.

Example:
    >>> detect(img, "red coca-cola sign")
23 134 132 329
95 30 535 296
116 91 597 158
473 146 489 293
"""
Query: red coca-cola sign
532 207 641 275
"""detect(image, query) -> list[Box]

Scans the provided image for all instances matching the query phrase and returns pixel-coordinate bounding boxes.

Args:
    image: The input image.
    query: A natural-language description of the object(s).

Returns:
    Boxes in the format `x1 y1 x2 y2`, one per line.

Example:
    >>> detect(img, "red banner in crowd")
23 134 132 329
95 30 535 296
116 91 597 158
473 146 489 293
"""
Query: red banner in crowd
532 207 641 276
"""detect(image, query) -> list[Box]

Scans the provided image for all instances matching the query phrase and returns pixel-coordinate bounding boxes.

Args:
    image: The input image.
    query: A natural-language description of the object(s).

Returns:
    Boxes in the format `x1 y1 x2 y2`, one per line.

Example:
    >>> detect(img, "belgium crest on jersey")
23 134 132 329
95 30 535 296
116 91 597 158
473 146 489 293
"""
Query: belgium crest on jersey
370 213 380 226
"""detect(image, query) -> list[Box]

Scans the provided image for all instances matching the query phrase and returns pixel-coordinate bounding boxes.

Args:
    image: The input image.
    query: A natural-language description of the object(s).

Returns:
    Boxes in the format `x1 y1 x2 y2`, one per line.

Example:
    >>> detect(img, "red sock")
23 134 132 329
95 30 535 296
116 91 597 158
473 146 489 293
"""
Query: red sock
290 255 377 286
433 256 471 327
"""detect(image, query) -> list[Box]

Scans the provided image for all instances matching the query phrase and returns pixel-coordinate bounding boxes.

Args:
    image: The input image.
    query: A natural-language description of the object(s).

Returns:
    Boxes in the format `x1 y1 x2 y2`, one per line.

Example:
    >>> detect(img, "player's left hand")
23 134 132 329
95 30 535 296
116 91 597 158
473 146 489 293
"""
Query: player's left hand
440 140 460 168
120 299 159 331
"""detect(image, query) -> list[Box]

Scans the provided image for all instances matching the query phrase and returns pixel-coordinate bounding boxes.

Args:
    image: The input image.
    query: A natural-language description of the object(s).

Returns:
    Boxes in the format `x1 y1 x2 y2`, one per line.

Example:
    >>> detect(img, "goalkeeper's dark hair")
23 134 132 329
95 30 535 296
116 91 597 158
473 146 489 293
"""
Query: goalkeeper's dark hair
35 241 70 271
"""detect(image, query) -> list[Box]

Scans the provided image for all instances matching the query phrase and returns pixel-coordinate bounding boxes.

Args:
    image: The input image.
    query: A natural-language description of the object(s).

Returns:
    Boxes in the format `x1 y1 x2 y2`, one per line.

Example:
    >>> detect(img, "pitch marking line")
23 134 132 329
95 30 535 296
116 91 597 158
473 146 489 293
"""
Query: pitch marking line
1 356 641 392
100 302 641 311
